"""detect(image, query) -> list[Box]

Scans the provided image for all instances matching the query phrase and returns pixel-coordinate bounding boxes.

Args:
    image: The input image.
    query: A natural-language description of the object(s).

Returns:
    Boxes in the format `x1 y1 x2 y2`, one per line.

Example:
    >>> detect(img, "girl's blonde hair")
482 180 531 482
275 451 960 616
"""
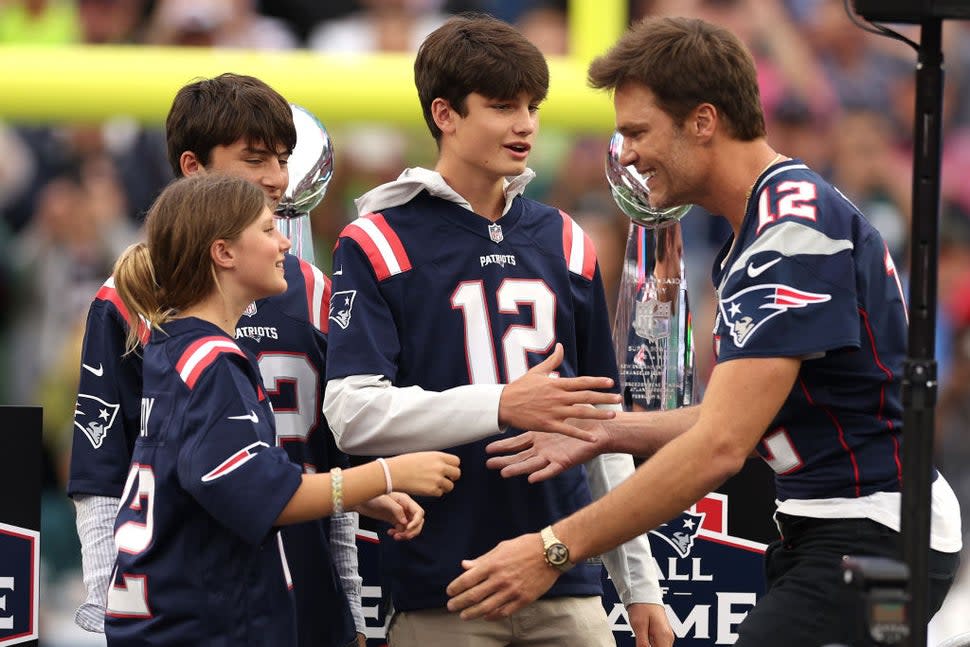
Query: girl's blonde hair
113 173 266 351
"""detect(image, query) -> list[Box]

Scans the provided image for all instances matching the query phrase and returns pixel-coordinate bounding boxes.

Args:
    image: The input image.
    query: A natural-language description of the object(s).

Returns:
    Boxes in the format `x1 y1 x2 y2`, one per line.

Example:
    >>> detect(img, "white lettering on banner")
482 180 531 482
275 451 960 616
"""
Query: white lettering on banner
606 603 634 637
0 576 13 629
716 593 757 644
655 557 714 581
668 605 711 640
361 585 390 640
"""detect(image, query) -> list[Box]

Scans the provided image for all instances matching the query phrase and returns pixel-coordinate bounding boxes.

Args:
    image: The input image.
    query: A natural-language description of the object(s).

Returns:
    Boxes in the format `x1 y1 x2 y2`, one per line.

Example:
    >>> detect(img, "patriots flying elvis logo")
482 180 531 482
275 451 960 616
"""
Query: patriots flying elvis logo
74 394 121 449
719 283 830 347
329 290 357 330
650 511 706 558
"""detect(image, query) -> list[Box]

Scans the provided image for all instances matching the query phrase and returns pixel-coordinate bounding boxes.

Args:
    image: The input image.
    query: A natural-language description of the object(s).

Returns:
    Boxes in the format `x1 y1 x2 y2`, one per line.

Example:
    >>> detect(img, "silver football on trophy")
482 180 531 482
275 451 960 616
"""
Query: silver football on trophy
276 104 334 219
606 131 691 229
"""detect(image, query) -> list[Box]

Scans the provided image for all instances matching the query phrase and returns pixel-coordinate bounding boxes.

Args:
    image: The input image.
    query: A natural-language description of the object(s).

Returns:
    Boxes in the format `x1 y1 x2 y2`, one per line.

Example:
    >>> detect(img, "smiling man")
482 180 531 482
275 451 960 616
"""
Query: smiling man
446 16 962 647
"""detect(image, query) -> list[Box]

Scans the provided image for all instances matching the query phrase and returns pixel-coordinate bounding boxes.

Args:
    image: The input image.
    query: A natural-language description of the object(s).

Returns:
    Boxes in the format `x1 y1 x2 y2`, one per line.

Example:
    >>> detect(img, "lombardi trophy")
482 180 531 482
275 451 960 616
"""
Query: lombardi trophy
275 104 334 263
606 131 695 411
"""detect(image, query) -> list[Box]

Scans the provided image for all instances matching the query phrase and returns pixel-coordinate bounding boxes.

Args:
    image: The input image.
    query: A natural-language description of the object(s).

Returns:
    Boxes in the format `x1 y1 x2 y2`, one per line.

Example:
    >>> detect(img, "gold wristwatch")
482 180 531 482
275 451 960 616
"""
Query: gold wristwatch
540 525 574 573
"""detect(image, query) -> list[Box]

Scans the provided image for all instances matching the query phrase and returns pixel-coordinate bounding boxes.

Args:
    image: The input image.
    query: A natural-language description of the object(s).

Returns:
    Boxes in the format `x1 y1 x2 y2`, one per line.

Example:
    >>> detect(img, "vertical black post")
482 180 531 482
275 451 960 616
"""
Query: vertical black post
901 17 943 647
0 406 42 647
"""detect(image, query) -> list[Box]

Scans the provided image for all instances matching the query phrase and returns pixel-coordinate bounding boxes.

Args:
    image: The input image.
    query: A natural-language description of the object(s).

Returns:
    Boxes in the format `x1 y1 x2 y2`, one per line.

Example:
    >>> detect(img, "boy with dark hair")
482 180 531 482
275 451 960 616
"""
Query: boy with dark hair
324 14 672 647
447 17 962 647
69 73 373 647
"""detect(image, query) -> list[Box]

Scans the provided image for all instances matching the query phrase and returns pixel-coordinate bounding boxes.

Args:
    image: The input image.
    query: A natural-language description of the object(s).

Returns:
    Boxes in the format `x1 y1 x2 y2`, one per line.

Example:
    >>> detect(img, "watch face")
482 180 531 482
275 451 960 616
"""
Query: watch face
547 543 569 565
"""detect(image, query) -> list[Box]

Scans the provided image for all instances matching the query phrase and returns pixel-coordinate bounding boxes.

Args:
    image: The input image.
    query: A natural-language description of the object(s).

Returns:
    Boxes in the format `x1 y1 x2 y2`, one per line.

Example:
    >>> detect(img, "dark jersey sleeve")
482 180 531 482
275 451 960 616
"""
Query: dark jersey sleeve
67 295 143 498
325 235 402 382
178 357 302 545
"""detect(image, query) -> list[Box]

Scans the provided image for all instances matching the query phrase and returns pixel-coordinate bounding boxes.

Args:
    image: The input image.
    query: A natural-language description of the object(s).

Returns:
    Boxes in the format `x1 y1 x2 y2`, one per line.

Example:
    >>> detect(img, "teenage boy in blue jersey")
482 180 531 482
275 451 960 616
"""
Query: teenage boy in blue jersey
323 13 672 647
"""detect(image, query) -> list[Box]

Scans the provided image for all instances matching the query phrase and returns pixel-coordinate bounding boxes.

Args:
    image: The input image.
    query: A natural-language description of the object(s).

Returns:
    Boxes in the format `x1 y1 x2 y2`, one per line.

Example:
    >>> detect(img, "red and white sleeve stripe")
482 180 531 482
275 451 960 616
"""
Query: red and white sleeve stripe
341 213 412 281
298 259 331 333
559 210 597 280
175 336 246 389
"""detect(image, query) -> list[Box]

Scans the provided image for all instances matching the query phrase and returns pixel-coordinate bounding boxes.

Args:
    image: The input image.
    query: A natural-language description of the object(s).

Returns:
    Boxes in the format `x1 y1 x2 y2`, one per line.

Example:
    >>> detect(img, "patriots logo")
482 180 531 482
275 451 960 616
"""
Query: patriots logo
74 394 120 449
650 511 706 558
328 290 357 330
719 283 831 347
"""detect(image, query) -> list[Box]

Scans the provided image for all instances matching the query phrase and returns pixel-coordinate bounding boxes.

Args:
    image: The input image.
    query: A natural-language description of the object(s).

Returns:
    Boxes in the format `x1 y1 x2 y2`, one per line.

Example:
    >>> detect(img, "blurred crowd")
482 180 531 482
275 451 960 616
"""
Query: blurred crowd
2 0 970 643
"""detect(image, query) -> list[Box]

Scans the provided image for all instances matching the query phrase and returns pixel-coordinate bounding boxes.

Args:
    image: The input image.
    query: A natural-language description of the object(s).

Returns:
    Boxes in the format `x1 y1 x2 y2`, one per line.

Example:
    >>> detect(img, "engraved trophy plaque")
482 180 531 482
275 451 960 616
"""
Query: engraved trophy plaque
275 104 334 264
606 131 695 411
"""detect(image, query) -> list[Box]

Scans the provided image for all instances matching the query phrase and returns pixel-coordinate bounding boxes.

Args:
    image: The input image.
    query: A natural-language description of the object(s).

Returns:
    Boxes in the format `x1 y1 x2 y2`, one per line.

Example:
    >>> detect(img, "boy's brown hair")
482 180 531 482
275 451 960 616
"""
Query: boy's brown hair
414 13 549 142
165 73 297 176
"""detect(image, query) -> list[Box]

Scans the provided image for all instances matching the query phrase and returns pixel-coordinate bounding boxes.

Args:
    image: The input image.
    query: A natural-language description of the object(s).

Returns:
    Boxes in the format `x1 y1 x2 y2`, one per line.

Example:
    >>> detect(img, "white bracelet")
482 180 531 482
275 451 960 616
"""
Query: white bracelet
376 457 393 494
331 467 344 514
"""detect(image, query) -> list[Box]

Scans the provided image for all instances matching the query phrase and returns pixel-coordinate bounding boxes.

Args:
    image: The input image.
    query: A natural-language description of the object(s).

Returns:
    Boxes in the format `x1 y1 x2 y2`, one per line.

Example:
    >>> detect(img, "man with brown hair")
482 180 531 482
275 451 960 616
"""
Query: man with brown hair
447 16 962 647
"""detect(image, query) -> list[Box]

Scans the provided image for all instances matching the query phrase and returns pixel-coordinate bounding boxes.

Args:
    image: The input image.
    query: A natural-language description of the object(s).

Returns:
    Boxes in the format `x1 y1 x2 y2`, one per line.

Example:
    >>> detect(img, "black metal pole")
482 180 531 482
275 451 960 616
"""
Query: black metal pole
901 17 943 647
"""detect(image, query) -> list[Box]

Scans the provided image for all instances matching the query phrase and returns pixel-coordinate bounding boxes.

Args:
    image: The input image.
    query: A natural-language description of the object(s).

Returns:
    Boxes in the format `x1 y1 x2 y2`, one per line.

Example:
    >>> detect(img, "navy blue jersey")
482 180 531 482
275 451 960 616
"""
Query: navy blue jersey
326 190 620 611
712 159 911 501
104 317 303 646
69 254 355 646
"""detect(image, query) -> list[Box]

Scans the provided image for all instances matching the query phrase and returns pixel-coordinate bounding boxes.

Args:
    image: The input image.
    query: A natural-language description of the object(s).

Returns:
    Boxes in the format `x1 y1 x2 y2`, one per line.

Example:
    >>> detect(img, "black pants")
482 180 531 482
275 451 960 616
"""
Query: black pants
735 514 960 647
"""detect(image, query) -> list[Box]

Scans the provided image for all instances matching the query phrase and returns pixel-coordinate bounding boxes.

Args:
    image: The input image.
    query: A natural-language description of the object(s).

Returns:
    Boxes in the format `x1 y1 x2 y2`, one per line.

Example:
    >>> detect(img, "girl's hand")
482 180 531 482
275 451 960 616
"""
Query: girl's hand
387 451 460 496
357 492 426 540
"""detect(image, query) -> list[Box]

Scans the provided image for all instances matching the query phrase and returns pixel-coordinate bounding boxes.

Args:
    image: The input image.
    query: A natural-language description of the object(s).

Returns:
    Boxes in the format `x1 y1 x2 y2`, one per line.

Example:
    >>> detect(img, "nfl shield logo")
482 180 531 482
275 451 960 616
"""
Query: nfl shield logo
488 223 504 243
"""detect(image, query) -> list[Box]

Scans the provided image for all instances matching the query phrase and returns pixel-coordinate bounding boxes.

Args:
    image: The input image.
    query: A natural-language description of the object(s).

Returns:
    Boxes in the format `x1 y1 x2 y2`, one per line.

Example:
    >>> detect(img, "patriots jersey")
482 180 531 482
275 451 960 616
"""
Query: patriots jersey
104 317 303 646
326 188 621 611
712 159 912 501
68 254 356 647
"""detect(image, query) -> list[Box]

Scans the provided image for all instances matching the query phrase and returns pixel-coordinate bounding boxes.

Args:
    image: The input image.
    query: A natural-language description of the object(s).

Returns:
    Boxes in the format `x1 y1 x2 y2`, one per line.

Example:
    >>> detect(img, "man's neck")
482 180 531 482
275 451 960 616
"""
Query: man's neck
703 138 781 236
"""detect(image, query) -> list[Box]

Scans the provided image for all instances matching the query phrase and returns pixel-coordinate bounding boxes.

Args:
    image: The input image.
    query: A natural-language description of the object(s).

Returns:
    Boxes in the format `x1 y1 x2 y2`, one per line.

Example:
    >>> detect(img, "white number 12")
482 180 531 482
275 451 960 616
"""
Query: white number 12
451 279 556 383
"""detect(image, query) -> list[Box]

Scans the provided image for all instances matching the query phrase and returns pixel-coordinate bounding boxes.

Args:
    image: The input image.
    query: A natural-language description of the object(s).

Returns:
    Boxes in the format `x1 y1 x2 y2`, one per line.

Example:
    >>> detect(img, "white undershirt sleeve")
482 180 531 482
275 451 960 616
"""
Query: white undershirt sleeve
323 374 506 454
585 449 663 606
73 494 119 633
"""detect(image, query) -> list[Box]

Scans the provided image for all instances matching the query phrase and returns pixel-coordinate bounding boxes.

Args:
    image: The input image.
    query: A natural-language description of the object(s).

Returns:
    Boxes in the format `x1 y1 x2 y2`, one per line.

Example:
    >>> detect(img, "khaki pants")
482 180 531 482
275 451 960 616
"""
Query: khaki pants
388 596 615 647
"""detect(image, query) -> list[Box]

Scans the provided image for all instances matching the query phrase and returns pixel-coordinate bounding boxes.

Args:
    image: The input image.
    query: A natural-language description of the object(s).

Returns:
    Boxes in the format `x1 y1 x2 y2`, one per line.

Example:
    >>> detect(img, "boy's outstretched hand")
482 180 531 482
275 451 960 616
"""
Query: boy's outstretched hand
498 343 621 441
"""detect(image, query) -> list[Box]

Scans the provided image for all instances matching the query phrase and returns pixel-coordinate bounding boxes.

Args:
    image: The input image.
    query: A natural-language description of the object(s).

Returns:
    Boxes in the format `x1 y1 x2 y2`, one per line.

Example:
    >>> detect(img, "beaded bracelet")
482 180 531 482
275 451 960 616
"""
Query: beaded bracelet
331 467 344 514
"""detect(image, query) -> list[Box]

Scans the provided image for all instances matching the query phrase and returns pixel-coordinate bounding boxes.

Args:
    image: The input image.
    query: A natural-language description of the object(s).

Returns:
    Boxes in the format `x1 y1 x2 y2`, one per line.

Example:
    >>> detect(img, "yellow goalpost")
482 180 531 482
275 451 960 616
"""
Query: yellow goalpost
0 0 625 133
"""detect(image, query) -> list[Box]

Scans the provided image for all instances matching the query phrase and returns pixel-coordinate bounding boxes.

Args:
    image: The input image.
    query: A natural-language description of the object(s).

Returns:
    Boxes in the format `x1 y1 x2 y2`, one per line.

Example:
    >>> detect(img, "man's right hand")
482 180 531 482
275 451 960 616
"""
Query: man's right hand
498 343 620 441
485 425 611 482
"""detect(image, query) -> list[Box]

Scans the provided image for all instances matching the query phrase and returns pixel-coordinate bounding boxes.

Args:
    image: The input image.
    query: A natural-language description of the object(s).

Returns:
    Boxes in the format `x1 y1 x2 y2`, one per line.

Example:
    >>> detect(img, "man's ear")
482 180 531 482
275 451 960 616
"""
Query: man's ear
431 97 456 135
210 239 235 270
180 151 204 177
692 103 717 141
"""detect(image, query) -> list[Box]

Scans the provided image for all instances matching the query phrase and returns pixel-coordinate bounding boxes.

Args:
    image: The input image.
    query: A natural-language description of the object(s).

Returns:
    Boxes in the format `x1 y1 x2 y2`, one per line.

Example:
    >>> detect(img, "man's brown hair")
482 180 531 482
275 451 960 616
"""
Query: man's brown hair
588 16 765 140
